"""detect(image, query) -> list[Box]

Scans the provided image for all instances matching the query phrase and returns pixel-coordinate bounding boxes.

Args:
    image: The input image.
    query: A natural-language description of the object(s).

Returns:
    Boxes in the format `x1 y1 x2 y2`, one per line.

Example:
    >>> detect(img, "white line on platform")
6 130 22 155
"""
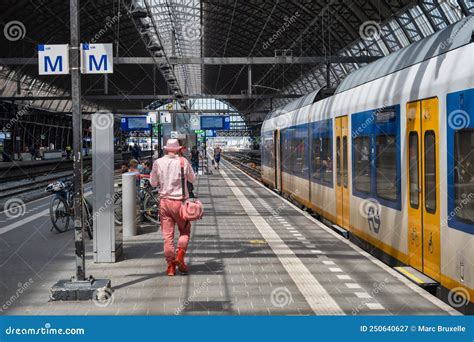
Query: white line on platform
355 292 372 299
220 167 344 315
337 275 351 280
329 267 343 272
366 303 385 310
345 283 362 289
322 260 335 265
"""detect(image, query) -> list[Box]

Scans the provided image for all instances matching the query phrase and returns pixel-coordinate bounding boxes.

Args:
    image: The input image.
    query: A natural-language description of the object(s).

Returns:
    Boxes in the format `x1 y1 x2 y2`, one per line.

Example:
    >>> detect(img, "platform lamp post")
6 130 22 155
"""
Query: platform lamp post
50 0 111 301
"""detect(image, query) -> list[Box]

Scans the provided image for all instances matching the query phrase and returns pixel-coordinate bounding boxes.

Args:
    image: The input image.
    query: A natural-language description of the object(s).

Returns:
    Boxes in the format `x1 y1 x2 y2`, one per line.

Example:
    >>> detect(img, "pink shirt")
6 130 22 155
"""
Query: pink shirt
150 154 196 200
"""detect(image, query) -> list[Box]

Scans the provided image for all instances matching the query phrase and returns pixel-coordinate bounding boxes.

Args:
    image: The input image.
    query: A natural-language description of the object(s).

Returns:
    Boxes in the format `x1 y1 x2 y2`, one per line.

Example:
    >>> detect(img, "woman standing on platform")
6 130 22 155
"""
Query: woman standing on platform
150 139 196 276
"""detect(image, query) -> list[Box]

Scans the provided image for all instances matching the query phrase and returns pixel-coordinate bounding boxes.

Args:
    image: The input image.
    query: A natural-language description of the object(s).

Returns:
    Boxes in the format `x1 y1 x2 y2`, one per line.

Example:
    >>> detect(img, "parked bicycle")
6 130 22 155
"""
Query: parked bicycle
113 177 160 226
45 171 94 239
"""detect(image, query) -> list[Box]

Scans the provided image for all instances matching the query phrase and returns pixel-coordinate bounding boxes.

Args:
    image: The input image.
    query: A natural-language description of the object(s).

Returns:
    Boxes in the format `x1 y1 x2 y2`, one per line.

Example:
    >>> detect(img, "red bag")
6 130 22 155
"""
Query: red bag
179 157 203 221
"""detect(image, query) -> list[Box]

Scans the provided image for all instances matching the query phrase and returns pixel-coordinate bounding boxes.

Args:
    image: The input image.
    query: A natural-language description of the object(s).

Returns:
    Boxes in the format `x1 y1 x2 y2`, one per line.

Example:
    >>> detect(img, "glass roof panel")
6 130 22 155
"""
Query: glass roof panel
147 0 202 95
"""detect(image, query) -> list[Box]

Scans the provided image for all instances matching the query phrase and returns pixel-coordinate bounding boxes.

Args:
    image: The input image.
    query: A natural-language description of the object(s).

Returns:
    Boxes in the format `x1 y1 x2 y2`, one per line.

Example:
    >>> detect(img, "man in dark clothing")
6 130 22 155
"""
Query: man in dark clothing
213 145 222 170
190 145 200 173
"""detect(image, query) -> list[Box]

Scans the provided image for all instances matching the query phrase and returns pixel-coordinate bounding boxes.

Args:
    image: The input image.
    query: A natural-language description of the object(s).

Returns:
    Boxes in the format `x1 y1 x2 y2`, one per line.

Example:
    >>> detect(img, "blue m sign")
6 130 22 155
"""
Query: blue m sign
89 55 108 72
44 56 63 73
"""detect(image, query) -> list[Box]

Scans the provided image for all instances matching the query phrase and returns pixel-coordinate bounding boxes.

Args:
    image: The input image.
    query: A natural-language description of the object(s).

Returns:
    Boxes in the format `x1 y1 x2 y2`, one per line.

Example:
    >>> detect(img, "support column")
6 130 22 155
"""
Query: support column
248 65 252 96
50 0 111 301
70 0 85 281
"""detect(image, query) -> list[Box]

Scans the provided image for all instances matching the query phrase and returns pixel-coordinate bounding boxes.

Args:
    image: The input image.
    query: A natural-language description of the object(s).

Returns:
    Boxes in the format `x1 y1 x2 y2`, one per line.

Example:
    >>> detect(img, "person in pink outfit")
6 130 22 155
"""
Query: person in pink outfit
150 139 196 276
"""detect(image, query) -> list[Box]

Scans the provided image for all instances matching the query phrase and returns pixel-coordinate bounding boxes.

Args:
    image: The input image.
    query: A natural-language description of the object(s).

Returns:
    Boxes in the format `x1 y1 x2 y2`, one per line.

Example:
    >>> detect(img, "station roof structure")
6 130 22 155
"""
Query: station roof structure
0 0 472 128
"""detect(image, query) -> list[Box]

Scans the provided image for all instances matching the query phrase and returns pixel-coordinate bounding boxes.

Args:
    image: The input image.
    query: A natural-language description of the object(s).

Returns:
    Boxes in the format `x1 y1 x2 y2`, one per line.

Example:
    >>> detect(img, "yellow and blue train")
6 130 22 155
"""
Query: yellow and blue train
261 16 474 310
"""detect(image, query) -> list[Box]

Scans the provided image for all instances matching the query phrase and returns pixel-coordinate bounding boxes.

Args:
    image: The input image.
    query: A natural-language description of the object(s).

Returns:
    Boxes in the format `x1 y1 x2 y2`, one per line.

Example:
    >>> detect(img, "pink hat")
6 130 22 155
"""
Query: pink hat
164 138 180 152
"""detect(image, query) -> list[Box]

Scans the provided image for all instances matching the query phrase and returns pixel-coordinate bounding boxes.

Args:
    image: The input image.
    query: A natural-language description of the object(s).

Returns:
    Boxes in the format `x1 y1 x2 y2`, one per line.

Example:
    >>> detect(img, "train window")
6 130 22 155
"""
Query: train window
322 137 333 184
281 129 291 173
424 131 436 213
312 137 321 180
376 134 397 201
408 132 419 208
353 136 371 193
343 136 348 188
453 130 474 224
336 137 341 186
352 105 400 209
294 138 306 177
262 132 274 168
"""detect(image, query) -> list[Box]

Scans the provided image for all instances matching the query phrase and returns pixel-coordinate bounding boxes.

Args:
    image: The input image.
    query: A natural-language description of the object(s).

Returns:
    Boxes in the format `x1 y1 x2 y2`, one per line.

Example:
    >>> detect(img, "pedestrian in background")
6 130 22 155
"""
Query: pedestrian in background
213 145 222 170
190 145 200 173
150 139 196 276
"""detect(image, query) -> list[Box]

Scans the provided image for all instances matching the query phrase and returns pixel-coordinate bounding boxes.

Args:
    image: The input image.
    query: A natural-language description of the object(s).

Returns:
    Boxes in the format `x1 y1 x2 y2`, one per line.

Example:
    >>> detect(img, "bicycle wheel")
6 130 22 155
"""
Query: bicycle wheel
50 196 70 233
143 192 160 224
83 198 94 239
113 192 123 225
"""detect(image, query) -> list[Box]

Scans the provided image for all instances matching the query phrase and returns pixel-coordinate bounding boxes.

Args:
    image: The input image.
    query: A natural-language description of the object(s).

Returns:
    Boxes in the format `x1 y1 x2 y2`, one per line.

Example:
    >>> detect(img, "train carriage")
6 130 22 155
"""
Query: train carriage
261 16 474 311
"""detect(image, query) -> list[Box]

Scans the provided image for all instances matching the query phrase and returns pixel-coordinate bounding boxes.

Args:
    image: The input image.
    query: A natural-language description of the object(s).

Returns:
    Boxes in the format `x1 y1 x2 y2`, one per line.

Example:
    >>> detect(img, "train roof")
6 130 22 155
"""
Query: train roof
335 15 474 94
264 89 322 121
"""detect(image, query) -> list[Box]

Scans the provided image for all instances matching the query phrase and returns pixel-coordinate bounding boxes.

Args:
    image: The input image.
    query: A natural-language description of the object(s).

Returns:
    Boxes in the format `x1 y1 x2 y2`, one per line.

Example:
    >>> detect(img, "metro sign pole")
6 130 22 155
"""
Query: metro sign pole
50 0 110 301
70 0 85 282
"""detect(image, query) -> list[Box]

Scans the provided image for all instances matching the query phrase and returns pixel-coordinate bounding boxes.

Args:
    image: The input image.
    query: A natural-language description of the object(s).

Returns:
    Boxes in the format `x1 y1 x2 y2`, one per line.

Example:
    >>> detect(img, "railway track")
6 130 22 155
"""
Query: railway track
222 150 261 181
0 151 151 202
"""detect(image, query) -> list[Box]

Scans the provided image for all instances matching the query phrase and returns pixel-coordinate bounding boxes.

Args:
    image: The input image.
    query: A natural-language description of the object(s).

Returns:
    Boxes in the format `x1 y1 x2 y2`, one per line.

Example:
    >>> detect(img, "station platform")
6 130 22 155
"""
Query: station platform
0 161 460 316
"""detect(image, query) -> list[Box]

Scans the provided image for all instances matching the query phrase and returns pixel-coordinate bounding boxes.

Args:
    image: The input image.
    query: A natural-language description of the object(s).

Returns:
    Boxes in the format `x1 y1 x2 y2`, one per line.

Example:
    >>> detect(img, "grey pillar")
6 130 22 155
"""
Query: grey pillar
92 112 122 262
248 65 252 96
122 172 137 237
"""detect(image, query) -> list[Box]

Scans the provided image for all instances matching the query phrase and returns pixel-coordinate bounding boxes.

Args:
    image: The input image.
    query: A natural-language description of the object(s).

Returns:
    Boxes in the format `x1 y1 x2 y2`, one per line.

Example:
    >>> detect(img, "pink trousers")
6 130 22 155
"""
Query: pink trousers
159 198 191 263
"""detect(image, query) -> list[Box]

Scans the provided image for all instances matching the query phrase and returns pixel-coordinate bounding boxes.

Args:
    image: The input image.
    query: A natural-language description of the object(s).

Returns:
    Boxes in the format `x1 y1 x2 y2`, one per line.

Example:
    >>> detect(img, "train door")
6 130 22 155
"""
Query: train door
274 129 282 191
335 116 350 228
406 98 440 281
